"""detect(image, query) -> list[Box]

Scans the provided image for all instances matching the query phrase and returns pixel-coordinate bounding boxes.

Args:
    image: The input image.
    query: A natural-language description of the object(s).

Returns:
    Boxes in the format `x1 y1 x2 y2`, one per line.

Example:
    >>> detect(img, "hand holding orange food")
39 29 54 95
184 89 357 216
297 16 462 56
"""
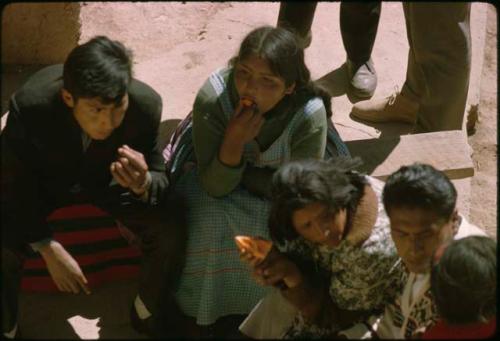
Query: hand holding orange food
224 98 264 145
240 97 255 108
235 235 303 289
234 236 273 262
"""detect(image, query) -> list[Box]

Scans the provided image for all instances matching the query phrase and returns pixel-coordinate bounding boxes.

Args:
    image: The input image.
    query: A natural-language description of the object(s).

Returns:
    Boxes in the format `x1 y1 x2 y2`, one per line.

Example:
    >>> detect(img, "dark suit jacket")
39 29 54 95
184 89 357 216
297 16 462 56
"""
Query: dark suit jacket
1 64 169 246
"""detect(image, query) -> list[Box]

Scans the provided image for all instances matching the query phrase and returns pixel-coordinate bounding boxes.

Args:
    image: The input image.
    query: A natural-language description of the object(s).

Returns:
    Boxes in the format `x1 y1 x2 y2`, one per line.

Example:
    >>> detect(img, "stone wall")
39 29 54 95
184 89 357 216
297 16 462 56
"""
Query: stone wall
1 2 230 64
1 3 80 64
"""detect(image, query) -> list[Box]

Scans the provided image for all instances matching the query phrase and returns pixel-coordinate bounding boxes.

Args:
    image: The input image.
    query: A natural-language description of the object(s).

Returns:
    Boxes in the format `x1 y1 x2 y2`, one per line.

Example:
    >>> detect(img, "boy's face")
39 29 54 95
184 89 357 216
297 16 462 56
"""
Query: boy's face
62 89 128 140
234 54 295 115
388 207 458 274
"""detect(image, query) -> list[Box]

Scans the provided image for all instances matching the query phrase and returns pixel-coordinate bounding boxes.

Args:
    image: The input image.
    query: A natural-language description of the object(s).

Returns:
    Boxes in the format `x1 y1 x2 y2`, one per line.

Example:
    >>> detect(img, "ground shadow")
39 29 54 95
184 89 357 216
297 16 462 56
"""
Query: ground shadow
313 63 410 174
19 280 144 339
346 135 401 177
349 112 414 139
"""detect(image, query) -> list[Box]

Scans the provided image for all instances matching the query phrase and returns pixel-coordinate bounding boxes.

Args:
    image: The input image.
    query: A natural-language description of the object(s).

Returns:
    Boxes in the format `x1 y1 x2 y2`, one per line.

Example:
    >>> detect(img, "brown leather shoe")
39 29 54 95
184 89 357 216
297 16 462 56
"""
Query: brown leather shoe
346 58 377 103
351 87 419 124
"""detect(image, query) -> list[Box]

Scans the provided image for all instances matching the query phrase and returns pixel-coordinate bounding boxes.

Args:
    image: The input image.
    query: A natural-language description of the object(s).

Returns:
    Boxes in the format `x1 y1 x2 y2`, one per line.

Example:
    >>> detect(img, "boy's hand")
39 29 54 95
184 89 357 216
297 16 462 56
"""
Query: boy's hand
253 248 303 289
110 145 150 195
39 240 91 295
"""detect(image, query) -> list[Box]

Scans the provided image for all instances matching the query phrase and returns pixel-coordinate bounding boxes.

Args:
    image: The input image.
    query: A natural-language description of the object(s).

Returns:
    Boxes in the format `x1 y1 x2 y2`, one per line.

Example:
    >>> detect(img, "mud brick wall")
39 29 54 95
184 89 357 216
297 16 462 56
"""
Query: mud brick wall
2 3 80 64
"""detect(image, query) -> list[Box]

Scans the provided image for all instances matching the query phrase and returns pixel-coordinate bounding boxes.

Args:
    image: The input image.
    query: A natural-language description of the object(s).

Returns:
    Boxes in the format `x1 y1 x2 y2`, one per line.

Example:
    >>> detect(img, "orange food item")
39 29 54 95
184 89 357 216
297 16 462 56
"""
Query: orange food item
235 235 273 260
240 98 254 107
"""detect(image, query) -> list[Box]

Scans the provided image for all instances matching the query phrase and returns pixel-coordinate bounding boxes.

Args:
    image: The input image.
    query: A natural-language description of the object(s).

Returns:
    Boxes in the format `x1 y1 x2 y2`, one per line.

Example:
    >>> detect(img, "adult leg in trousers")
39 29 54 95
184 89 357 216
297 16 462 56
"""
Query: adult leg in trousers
403 2 471 133
2 246 25 338
92 186 188 326
340 2 381 102
277 2 317 49
277 2 381 102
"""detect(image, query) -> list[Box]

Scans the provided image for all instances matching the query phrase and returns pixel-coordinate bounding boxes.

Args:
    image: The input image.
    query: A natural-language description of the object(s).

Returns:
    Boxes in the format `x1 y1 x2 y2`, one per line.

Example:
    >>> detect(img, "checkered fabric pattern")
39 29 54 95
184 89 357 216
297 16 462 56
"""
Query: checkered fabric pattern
169 68 349 325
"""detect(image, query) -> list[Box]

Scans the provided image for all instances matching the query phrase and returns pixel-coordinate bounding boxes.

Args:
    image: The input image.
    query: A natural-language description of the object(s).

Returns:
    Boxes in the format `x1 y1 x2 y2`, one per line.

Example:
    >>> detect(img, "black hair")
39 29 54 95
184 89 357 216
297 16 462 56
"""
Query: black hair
269 157 366 244
63 35 133 105
229 26 333 118
382 163 457 221
431 236 496 324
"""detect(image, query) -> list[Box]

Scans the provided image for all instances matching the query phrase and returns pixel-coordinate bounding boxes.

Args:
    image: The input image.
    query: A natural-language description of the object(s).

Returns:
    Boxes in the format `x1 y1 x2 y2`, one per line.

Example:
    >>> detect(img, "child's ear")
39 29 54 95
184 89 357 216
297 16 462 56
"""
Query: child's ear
61 88 75 108
285 82 296 95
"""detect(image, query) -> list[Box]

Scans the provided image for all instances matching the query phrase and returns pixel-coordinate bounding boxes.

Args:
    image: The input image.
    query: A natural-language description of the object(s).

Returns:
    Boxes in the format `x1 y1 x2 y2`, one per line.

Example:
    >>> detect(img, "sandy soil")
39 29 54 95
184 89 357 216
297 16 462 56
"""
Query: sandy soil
468 5 497 239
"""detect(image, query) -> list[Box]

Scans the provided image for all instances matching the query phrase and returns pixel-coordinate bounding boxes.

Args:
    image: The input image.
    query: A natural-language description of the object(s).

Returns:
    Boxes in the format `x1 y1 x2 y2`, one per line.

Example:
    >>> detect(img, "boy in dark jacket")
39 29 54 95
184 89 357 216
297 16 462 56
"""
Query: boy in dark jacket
1 36 185 338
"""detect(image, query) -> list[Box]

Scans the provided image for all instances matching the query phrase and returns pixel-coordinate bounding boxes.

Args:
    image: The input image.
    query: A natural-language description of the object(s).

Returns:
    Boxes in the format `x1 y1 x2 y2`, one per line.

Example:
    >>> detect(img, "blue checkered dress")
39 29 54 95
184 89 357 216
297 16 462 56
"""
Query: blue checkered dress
167 68 349 325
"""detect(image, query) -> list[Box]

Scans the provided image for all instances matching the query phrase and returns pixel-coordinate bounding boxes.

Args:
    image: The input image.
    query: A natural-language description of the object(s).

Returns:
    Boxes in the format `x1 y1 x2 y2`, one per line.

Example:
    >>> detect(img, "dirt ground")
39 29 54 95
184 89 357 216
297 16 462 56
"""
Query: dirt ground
468 5 497 239
1 2 496 339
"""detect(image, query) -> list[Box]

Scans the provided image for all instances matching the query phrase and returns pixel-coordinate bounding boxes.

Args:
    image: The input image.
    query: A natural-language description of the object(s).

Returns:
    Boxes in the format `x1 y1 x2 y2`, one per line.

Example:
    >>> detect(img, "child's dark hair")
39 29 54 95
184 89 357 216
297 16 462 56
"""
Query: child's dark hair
63 35 133 105
383 163 457 221
229 26 333 118
269 157 365 244
431 236 496 324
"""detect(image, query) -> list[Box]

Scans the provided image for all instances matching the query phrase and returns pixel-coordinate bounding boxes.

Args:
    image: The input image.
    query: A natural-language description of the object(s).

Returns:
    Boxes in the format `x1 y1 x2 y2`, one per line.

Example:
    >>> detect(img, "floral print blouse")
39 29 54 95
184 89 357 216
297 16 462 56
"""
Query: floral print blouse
277 176 405 338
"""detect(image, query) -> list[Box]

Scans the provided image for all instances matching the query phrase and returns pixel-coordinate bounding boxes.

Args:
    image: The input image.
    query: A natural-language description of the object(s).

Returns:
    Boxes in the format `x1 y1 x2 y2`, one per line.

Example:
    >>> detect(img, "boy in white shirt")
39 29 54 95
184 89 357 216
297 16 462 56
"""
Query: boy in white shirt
339 163 486 339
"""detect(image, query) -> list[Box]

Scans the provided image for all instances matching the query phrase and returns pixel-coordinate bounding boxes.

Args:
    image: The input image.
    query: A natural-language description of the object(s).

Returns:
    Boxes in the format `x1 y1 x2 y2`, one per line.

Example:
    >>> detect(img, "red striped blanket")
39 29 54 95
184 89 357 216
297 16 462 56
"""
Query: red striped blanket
21 204 141 292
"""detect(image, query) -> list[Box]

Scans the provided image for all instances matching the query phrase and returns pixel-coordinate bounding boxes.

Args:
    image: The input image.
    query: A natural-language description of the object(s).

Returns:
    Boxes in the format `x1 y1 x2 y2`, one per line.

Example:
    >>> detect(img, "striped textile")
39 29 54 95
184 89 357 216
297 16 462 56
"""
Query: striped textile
21 204 141 292
168 68 350 325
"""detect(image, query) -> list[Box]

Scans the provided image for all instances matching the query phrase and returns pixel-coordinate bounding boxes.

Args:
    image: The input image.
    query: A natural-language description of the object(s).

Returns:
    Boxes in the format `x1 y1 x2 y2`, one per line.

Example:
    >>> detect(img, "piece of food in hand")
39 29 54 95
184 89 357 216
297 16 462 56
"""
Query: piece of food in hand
235 235 273 261
240 98 254 107
240 98 259 116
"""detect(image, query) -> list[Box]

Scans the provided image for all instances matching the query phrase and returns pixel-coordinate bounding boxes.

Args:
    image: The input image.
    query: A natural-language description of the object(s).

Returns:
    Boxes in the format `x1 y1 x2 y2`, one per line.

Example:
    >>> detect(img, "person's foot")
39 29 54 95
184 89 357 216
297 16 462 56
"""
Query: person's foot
151 296 190 338
130 304 155 337
351 87 419 124
346 58 377 103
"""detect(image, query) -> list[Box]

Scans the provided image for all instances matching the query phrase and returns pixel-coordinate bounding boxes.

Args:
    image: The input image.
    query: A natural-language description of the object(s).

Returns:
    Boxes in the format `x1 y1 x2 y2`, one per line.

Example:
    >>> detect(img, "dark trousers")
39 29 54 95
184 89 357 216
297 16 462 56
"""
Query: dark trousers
277 2 381 64
2 185 187 334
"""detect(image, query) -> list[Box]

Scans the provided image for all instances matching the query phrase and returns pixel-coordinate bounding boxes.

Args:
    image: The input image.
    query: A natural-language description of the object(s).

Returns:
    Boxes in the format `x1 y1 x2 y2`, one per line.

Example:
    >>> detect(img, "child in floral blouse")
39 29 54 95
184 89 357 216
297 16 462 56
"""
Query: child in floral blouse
239 157 403 338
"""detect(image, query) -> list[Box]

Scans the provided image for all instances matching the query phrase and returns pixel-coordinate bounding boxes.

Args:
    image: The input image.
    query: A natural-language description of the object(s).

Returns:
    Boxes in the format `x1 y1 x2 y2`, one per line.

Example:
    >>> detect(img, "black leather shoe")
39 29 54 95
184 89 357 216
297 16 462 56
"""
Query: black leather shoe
346 58 377 103
130 305 155 337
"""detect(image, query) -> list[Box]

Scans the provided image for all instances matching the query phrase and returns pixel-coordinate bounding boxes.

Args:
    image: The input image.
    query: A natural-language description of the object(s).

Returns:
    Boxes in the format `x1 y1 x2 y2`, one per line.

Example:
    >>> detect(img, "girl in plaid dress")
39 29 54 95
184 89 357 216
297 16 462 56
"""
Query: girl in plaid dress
162 26 348 328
